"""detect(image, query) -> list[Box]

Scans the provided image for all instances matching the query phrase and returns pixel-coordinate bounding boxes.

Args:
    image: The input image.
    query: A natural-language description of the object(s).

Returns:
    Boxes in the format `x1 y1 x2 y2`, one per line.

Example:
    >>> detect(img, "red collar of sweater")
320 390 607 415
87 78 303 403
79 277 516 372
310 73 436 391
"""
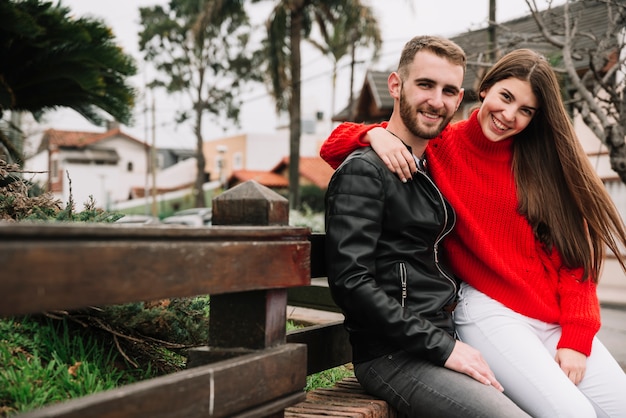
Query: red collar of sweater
436 109 515 163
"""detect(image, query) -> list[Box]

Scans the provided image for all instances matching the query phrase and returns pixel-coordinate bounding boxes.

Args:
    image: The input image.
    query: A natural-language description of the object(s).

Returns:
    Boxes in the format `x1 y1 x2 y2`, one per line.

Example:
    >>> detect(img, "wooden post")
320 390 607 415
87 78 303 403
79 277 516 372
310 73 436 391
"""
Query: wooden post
209 181 290 349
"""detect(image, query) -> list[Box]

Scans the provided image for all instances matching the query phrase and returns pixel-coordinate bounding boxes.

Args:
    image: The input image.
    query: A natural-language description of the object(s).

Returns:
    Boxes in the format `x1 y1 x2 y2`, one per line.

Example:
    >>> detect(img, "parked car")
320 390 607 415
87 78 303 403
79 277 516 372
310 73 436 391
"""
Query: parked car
162 208 212 226
115 214 161 225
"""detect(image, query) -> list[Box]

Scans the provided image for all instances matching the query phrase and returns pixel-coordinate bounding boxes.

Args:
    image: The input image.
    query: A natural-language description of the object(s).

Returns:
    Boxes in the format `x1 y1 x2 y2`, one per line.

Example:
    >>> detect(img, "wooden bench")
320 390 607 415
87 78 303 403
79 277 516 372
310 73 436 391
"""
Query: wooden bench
284 377 397 418
0 180 394 417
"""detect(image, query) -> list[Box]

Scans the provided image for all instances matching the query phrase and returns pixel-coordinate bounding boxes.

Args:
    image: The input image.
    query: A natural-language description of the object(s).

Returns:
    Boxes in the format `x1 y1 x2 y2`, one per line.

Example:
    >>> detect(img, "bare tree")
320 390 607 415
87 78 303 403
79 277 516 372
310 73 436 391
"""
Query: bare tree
138 0 258 208
525 0 626 183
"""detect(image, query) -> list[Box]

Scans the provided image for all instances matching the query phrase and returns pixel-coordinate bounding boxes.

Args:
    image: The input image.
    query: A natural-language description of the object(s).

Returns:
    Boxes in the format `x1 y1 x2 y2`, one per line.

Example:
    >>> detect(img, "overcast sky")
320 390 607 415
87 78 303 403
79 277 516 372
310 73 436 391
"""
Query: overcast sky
44 0 565 149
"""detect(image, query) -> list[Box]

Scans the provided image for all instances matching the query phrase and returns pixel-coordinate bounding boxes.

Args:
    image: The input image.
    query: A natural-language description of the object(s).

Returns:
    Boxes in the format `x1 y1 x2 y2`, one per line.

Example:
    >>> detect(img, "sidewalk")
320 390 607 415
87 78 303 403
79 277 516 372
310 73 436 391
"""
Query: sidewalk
597 265 626 370
598 305 626 371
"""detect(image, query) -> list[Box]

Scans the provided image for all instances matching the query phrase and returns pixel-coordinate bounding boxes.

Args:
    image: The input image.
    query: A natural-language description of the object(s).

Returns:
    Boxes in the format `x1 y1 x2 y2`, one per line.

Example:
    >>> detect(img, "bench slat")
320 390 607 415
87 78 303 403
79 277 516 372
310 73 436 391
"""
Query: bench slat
285 377 396 418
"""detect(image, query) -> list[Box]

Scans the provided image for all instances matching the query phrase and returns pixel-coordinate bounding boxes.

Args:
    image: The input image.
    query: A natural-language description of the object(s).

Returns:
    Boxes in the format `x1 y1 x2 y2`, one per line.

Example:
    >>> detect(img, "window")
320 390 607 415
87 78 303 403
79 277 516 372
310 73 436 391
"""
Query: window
157 154 165 170
127 161 134 172
233 152 243 170
50 154 59 181
213 156 221 174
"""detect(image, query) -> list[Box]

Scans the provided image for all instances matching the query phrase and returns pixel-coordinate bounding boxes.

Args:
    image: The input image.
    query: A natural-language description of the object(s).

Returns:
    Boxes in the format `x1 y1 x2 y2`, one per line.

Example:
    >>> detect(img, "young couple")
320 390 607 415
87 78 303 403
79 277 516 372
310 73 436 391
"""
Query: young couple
323 35 626 417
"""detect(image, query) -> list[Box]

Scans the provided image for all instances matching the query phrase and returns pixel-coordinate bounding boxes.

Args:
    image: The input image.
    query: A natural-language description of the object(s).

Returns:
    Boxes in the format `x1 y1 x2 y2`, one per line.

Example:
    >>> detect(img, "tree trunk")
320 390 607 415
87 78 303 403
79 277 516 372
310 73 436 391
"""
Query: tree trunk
288 7 302 210
348 39 356 120
608 124 626 184
330 62 337 132
194 104 206 208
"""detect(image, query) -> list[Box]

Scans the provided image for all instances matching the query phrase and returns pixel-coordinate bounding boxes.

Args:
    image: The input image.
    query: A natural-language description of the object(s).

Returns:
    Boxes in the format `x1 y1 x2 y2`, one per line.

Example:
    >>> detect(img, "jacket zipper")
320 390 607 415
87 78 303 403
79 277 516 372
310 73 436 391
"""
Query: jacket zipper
399 262 407 307
413 157 458 297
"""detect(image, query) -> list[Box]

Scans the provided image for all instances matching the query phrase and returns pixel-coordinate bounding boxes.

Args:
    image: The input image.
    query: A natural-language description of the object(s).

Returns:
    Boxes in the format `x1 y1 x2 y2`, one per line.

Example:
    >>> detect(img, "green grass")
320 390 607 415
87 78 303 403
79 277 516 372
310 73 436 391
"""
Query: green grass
0 316 155 417
286 320 355 390
1 310 352 417
305 365 354 391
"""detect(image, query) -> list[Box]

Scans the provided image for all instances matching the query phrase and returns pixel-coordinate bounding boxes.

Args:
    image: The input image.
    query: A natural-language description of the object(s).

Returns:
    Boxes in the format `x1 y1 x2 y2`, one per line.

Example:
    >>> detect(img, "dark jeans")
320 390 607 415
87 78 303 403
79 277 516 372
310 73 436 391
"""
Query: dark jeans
354 350 531 418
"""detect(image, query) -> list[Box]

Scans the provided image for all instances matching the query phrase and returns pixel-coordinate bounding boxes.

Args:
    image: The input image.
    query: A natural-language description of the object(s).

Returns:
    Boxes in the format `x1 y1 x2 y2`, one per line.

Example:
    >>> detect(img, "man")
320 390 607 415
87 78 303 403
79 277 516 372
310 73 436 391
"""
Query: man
324 35 530 417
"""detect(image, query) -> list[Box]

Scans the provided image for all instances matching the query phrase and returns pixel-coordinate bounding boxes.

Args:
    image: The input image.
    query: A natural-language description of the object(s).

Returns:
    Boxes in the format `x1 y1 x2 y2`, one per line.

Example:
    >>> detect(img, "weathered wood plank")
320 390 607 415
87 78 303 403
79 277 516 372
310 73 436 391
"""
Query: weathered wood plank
0 223 311 317
308 233 326 279
16 344 307 418
210 290 288 349
287 321 351 375
287 278 340 313
285 376 397 418
0 222 309 240
234 392 305 418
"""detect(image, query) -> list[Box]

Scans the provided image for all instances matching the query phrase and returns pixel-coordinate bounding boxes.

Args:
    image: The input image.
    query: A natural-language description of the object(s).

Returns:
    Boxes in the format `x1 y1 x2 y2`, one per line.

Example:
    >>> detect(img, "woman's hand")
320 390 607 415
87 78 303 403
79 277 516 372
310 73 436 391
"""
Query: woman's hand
366 127 417 182
555 348 587 385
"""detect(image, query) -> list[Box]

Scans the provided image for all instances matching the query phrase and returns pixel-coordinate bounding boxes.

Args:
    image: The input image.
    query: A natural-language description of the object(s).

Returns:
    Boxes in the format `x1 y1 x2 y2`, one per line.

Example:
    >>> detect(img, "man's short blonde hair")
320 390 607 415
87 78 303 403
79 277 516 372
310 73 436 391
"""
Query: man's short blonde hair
397 35 466 79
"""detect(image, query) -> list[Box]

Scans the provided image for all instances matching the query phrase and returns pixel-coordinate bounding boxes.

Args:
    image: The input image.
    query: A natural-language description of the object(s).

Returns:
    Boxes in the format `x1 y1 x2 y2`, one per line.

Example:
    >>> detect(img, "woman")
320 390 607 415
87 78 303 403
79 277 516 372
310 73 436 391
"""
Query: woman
320 49 626 418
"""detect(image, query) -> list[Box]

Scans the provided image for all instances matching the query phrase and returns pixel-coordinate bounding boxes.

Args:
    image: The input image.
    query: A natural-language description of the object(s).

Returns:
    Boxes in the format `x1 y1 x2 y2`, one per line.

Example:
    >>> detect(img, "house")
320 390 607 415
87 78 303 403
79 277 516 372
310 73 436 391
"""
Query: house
270 156 335 190
129 156 198 199
202 130 326 185
226 170 289 191
157 147 195 170
25 122 149 209
227 156 334 192
332 70 392 124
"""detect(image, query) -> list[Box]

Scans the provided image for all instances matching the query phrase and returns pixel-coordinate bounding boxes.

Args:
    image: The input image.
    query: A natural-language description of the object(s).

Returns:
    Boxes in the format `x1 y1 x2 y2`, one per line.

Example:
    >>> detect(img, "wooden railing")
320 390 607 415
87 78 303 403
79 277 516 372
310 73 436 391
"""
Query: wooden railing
0 180 351 418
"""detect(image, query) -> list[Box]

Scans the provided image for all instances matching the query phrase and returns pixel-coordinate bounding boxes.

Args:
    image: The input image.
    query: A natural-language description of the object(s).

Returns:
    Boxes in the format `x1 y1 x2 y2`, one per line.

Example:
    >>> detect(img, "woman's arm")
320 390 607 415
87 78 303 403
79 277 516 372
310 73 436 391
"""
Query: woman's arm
552 250 599 384
320 122 382 169
368 127 417 183
320 122 418 182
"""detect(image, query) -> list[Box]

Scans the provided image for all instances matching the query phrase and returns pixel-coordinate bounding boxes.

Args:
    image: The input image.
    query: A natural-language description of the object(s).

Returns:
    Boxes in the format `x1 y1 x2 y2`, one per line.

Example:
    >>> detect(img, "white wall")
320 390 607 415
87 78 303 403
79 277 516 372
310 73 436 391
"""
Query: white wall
156 157 197 188
62 161 120 208
23 151 48 187
244 130 325 171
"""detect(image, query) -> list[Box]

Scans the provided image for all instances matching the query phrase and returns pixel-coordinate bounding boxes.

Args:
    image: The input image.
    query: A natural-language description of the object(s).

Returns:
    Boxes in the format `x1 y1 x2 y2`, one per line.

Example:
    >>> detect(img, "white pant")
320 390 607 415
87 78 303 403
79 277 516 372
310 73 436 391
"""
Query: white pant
454 282 626 418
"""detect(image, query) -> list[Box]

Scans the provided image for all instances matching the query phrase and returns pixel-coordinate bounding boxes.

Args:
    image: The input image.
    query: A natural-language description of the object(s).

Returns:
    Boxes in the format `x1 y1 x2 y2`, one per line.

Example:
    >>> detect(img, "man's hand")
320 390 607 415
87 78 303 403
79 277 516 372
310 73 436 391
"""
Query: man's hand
444 340 504 392
366 127 417 183
555 348 587 385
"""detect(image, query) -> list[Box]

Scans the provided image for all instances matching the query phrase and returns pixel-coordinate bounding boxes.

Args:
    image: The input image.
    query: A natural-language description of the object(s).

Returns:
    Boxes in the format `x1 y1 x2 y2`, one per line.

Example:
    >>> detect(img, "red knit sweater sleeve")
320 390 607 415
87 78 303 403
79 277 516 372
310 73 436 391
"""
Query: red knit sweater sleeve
551 251 601 356
320 122 387 169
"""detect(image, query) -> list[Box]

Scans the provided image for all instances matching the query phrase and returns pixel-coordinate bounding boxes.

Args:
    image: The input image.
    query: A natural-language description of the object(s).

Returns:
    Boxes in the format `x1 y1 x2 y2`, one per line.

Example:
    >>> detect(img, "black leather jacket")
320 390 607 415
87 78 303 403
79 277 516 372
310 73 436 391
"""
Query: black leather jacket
325 147 458 366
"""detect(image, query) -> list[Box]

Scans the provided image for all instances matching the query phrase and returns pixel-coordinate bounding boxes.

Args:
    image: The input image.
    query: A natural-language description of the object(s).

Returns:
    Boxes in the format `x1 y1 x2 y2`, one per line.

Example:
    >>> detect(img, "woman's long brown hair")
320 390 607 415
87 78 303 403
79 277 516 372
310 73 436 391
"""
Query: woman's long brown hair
479 49 626 282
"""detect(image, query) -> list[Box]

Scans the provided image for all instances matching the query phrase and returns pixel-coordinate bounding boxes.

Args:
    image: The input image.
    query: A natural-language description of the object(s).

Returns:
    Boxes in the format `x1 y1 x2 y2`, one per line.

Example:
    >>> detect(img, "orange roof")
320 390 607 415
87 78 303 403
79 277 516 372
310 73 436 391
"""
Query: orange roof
39 128 147 152
298 156 335 189
229 170 289 188
271 156 335 189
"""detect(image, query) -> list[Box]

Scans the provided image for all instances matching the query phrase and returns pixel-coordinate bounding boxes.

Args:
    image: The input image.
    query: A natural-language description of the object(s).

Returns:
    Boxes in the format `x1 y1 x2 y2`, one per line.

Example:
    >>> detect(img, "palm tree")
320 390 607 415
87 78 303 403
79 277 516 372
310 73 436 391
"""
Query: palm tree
0 0 137 164
307 1 381 127
265 0 356 210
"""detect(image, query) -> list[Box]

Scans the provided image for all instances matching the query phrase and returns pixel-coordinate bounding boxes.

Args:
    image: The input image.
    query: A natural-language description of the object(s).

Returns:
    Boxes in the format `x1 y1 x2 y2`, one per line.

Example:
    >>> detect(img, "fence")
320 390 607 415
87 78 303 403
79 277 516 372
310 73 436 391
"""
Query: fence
0 180 352 418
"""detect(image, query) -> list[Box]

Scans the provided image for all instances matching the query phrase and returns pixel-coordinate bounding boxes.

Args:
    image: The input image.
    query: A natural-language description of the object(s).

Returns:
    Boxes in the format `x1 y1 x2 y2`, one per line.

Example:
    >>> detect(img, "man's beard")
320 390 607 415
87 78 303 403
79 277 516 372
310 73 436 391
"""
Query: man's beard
399 87 452 140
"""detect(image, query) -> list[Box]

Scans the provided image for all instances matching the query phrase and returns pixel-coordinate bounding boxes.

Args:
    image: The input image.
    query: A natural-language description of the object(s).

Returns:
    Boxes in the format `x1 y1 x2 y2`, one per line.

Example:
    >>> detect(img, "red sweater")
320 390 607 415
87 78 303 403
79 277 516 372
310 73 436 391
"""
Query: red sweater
321 110 600 355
